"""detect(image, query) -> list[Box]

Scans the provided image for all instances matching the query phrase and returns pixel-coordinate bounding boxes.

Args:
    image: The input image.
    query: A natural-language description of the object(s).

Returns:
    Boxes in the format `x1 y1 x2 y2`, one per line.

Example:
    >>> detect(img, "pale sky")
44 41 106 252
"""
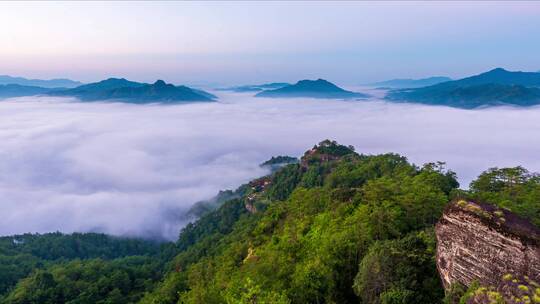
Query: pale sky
1 1 539 85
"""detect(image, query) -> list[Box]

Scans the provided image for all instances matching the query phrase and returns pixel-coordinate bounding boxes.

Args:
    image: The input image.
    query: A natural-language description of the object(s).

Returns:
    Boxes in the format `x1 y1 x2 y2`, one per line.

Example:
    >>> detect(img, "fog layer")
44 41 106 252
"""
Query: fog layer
1 93 539 240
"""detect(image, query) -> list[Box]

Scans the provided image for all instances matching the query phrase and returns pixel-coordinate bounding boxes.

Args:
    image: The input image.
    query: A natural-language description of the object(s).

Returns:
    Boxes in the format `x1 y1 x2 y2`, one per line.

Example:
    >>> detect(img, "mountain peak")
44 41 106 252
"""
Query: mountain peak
256 78 368 99
297 78 331 85
153 80 167 87
48 77 215 103
485 67 508 74
102 78 129 83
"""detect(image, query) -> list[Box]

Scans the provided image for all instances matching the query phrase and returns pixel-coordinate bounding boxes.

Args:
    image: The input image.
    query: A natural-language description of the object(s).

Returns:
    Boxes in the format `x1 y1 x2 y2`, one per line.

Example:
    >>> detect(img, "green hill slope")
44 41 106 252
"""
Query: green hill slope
141 140 459 303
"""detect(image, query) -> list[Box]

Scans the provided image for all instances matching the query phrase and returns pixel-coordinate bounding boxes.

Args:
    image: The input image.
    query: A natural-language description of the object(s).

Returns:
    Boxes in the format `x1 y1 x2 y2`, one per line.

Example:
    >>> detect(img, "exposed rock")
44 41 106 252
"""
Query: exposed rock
435 200 540 302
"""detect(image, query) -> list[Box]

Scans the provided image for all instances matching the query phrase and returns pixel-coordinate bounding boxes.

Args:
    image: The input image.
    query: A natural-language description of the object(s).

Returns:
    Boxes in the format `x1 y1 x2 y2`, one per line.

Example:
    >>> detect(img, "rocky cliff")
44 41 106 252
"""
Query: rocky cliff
436 200 540 303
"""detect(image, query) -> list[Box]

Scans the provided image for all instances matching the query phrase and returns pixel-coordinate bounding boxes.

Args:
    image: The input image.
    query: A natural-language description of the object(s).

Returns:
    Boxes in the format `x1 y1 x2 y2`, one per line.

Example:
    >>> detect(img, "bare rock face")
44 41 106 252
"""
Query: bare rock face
435 200 540 293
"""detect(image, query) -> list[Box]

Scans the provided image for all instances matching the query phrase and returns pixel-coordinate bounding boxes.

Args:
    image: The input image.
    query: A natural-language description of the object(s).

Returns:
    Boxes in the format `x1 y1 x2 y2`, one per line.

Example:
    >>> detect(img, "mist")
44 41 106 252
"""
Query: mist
2 92 540 240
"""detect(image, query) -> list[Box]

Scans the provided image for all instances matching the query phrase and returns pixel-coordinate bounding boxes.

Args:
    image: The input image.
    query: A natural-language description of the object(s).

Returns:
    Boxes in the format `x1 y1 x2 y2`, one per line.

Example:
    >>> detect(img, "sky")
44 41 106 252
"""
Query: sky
2 91 540 240
0 1 539 85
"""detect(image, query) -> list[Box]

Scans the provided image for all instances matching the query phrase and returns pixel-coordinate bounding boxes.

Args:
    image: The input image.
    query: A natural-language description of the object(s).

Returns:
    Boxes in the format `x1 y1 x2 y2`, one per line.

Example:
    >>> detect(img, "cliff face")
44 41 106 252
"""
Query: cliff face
435 200 540 294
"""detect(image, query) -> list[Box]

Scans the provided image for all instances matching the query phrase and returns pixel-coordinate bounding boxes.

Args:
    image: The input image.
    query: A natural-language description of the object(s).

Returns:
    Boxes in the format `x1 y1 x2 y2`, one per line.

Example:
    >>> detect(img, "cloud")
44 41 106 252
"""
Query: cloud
1 93 540 240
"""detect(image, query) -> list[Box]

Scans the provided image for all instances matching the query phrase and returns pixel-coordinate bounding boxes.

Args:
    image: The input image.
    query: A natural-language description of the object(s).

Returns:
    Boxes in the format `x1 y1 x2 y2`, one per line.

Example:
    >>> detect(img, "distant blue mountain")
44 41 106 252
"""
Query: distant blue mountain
218 82 290 92
386 68 540 108
50 78 215 103
368 76 452 89
51 78 145 100
445 68 540 87
255 79 369 99
0 75 82 88
0 84 53 99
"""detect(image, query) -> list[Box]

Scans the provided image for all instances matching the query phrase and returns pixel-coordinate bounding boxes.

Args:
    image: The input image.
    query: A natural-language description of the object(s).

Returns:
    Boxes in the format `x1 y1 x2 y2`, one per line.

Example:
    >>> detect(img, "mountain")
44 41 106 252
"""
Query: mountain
386 68 540 108
91 80 215 102
51 78 215 103
255 79 369 99
141 140 459 303
0 75 82 88
63 77 144 92
218 82 291 92
389 83 540 108
368 76 452 88
448 68 540 87
51 78 145 100
1 140 540 304
0 84 53 99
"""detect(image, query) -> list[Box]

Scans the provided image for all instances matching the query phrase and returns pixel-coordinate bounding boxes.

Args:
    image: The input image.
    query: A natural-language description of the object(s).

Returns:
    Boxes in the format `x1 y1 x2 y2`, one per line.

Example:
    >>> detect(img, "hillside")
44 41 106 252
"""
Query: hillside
51 79 215 103
256 79 369 99
387 68 540 108
140 140 460 303
1 141 539 304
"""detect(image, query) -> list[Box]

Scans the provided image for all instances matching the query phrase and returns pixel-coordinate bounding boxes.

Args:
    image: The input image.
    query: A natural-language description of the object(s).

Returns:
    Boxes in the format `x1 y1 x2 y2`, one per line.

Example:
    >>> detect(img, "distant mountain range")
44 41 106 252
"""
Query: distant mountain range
218 82 290 92
386 68 540 108
368 76 452 89
4 69 540 107
0 77 216 103
255 79 369 99
0 84 55 98
0 75 82 88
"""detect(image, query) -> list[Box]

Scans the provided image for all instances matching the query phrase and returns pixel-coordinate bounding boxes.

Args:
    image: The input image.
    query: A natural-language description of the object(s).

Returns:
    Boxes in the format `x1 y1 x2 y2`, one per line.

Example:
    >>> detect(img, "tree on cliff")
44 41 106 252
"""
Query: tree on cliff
470 166 540 226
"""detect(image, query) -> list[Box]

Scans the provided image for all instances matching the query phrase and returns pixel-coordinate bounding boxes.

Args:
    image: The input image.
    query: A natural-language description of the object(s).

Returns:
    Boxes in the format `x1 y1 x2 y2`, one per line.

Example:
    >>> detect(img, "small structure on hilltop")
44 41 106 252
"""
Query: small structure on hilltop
244 176 273 213
300 139 356 169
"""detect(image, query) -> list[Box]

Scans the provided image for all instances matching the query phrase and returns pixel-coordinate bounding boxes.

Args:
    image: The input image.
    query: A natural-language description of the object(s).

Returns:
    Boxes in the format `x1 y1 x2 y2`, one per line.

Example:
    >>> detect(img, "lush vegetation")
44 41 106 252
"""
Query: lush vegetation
3 257 162 304
140 140 460 304
2 140 539 304
0 233 169 303
468 166 540 226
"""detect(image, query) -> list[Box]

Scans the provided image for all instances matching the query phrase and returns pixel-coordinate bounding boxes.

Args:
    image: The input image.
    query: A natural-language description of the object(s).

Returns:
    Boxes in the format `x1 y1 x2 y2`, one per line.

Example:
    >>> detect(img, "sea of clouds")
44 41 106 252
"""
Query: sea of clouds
1 91 540 240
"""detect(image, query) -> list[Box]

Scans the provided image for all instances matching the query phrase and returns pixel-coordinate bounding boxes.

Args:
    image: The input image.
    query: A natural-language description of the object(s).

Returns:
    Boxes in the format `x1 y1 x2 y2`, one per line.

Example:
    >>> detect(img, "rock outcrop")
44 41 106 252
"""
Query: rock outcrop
436 200 540 302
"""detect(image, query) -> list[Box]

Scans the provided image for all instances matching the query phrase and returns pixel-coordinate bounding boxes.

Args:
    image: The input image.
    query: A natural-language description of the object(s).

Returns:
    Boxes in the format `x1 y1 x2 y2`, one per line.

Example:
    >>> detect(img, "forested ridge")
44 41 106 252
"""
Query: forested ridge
1 140 539 304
